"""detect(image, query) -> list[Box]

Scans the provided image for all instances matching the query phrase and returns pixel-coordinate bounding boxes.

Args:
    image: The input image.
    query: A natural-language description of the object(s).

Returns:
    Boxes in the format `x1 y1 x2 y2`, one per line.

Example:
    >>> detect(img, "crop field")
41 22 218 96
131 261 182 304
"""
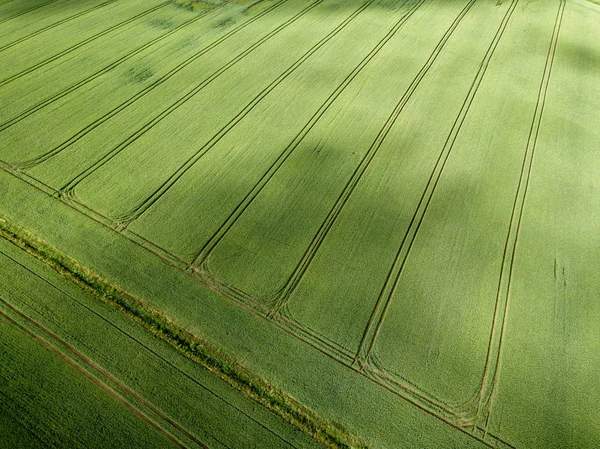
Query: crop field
1 0 599 448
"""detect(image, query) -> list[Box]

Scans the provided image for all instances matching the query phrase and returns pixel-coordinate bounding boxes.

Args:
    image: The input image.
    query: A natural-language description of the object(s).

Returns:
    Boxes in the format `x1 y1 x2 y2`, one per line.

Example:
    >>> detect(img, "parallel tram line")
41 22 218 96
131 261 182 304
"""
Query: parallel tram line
196 269 469 425
0 0 119 53
194 267 471 425
12 0 291 169
189 0 427 268
353 0 519 368
4 164 335 364
1 4 216 134
57 0 324 196
475 0 565 433
0 162 515 449
0 298 204 449
0 248 300 449
0 0 545 444
270 0 477 313
113 0 378 225
0 1 171 88
2 0 462 422
0 0 60 25
2 161 200 272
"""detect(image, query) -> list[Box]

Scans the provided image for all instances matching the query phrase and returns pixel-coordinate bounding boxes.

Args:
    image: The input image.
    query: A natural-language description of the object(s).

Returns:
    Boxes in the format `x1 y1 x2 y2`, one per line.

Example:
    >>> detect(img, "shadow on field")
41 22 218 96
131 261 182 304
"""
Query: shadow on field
558 39 599 73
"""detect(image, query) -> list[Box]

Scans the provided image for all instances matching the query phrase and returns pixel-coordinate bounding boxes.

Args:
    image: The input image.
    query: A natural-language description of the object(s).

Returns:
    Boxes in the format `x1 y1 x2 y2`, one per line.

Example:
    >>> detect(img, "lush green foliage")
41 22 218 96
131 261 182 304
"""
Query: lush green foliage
1 0 599 447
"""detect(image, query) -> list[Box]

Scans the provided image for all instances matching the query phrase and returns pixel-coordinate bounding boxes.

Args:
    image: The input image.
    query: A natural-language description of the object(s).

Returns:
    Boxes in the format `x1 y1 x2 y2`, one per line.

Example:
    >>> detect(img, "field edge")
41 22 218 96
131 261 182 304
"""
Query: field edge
0 214 368 449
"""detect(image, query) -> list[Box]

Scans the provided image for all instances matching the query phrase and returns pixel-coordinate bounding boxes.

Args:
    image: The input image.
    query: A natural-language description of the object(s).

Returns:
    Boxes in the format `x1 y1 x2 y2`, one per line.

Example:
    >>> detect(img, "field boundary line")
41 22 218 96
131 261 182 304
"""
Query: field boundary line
0 4 219 135
269 0 477 314
11 0 291 169
1 161 199 272
192 270 508 448
0 0 60 25
114 0 378 226
197 271 463 421
189 0 426 269
352 0 519 383
56 0 323 197
0 247 300 449
0 208 370 449
474 0 565 435
0 1 171 88
0 0 119 53
0 163 517 449
0 298 201 449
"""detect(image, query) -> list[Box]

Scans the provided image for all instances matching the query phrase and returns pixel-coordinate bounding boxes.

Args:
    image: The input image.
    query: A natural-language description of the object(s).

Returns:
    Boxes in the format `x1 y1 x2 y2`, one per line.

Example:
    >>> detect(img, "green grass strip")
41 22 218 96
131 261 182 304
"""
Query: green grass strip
0 216 368 449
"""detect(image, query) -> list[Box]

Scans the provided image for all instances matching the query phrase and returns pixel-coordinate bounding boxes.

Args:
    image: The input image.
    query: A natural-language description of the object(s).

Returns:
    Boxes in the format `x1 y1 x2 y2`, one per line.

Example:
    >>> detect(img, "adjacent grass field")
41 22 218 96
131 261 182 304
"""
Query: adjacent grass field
0 234 323 448
1 0 599 447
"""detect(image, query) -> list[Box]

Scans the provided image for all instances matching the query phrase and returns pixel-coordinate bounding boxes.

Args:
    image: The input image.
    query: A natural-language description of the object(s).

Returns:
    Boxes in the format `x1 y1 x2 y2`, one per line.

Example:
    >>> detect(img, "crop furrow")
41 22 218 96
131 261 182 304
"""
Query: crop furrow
0 1 170 88
189 0 427 268
14 0 291 169
1 5 216 136
114 0 377 225
0 0 119 54
475 0 565 430
0 0 60 25
58 0 322 195
353 0 520 366
270 0 478 314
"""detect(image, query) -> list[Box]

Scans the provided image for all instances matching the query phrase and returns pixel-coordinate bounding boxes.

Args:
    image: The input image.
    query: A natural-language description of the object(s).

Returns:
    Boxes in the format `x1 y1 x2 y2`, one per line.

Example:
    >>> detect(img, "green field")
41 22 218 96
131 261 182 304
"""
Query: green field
1 0 599 447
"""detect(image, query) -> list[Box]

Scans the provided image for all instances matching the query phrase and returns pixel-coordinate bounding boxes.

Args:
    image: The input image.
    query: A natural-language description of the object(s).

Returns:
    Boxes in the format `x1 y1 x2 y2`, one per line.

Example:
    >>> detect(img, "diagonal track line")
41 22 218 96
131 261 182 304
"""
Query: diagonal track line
0 303 193 449
475 0 565 433
0 247 302 448
0 162 517 449
353 0 520 367
0 0 119 53
270 0 478 313
57 0 324 195
0 3 215 134
0 296 212 449
113 0 378 225
0 1 171 88
189 0 427 268
0 0 60 25
12 0 291 168
0 0 19 8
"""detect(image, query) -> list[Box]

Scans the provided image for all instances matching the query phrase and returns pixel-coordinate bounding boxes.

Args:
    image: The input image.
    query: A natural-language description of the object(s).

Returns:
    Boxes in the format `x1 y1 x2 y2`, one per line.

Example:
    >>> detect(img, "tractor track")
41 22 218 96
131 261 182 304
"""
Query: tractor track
0 1 171 88
475 0 565 432
12 0 292 169
0 161 515 449
267 0 478 314
110 0 382 226
0 298 200 449
0 0 60 26
0 2 217 134
0 248 303 449
353 0 520 369
55 0 323 195
189 0 427 268
0 0 119 54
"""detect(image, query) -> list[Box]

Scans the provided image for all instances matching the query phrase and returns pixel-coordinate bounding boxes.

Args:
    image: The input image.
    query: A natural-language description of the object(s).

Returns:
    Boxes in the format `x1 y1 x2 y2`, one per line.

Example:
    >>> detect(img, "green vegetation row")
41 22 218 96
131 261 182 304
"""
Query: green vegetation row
0 216 367 449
